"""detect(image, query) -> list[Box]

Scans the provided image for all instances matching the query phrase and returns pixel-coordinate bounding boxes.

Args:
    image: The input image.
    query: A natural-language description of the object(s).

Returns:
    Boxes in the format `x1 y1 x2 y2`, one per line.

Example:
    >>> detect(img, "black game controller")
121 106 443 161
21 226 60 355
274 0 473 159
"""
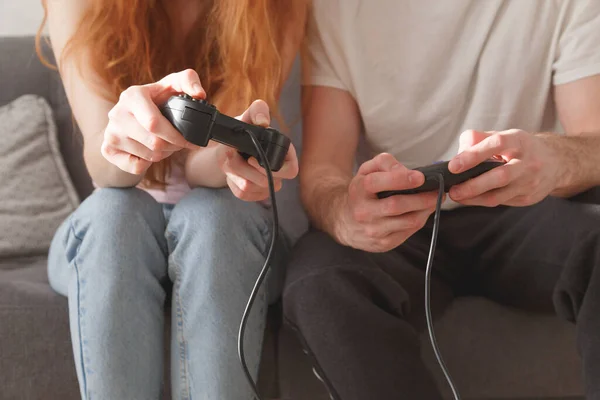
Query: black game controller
160 94 291 171
377 159 505 198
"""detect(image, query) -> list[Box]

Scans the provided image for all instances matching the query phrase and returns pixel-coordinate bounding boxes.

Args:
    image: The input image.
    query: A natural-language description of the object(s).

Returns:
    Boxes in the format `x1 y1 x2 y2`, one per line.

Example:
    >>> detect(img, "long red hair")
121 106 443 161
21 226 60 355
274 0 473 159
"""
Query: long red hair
36 0 307 187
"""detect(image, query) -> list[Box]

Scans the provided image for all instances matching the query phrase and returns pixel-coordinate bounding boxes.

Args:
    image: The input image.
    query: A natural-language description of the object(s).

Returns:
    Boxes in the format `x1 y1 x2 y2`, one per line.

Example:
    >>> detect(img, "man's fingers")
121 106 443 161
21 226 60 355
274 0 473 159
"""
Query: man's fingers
357 153 403 175
449 159 524 200
373 191 440 218
457 130 491 154
362 168 425 194
450 130 520 174
365 208 434 238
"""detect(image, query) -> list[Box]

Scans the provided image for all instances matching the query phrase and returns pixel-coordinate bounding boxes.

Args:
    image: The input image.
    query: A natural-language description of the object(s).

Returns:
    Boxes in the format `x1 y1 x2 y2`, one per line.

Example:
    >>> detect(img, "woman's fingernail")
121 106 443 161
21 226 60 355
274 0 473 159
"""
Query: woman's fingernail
255 113 269 126
392 163 402 170
192 83 203 94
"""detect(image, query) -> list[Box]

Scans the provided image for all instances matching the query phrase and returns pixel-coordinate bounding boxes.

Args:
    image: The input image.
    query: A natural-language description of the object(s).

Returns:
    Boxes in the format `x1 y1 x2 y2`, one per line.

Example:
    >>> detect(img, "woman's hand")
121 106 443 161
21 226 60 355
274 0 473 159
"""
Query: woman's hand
102 69 204 175
216 100 299 202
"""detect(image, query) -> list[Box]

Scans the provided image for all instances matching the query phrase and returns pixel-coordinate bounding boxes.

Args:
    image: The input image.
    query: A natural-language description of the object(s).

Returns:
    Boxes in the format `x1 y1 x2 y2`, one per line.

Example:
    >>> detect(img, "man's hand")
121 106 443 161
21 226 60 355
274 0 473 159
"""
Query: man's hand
447 129 563 207
337 153 439 252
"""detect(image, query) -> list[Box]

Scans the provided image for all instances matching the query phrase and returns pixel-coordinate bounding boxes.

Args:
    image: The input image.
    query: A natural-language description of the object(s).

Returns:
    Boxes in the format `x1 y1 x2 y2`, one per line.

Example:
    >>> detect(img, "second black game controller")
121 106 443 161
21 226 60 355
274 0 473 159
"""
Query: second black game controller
377 159 505 198
160 94 291 171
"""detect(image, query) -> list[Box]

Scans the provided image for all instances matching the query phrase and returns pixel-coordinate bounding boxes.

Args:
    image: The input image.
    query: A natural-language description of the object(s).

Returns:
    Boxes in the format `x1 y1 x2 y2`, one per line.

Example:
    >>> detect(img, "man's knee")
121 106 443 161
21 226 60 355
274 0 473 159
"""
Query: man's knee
283 230 369 326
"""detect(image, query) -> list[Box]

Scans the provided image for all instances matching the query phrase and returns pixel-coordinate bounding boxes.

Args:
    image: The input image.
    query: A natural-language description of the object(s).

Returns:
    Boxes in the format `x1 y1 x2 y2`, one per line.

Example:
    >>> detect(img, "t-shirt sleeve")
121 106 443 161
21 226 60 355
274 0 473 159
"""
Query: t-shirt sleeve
553 0 600 85
302 2 348 91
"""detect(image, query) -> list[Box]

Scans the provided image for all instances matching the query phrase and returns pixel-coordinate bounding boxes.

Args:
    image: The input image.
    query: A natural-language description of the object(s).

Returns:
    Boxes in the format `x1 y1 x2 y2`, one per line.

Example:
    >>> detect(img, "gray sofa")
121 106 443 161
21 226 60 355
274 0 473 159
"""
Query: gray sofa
0 35 585 400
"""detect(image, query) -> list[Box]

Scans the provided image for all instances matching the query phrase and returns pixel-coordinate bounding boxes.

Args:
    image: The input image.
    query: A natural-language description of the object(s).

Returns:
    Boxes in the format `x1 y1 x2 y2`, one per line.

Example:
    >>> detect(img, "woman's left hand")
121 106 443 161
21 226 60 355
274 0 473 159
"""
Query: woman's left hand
216 100 299 202
447 129 562 207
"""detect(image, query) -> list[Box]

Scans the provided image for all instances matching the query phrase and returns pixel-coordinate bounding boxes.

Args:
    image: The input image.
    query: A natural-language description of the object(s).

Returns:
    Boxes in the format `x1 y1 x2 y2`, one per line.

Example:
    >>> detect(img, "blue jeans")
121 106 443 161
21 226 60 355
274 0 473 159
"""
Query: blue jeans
48 187 288 400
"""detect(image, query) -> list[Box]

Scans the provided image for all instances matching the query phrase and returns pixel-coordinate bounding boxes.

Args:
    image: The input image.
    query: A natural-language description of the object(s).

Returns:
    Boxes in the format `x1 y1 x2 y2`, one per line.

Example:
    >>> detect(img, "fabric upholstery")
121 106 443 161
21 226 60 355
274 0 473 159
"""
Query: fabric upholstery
0 95 79 260
0 36 93 200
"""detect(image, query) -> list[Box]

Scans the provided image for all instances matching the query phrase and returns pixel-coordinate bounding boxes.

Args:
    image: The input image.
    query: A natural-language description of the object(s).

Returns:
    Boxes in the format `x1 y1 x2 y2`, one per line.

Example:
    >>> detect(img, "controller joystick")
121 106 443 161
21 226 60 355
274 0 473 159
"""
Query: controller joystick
377 159 505 198
159 95 290 171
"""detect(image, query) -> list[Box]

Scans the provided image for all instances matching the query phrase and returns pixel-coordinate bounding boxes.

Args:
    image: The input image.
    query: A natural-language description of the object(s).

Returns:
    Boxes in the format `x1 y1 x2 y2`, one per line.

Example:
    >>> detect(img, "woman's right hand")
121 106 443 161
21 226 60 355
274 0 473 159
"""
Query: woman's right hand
101 69 205 175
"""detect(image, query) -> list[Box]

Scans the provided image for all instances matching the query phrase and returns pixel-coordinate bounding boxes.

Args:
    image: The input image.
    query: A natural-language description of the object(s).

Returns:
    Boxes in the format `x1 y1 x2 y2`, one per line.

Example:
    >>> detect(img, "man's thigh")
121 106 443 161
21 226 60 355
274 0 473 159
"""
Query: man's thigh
283 228 455 330
439 188 600 315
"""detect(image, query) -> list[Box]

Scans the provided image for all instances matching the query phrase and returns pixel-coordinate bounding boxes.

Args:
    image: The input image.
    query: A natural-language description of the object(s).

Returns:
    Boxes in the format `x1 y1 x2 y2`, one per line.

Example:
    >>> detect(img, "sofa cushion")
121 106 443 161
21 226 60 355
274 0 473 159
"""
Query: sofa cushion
0 95 79 261
0 36 94 201
0 260 79 400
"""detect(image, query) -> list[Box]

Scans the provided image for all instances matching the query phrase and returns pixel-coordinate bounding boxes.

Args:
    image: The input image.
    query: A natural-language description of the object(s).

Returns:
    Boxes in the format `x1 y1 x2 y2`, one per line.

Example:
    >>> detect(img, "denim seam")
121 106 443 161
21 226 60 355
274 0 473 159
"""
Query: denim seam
172 254 192 400
68 219 89 399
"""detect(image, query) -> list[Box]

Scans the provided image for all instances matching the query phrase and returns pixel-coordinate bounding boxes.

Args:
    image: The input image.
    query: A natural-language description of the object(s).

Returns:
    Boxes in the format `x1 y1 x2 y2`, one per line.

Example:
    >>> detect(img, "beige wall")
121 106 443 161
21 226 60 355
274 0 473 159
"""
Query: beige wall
0 0 45 36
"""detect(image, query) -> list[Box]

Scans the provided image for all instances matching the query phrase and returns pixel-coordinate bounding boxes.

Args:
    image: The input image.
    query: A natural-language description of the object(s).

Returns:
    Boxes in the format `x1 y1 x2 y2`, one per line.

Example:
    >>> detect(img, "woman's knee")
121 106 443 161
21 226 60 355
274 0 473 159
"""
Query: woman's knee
74 188 164 231
168 187 270 249
48 188 168 294
167 188 279 301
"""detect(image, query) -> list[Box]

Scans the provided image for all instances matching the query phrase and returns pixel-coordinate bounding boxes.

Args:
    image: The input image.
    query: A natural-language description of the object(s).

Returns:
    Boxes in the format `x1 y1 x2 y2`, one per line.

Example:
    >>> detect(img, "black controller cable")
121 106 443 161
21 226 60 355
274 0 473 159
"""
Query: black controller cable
427 173 461 400
237 128 279 400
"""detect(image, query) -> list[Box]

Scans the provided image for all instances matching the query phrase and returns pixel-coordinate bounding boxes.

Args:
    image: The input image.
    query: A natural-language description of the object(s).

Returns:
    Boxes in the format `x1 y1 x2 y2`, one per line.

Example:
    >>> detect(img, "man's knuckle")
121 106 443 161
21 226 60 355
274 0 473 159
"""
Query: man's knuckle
463 129 477 139
363 225 379 239
491 134 506 149
484 195 499 207
402 215 417 230
361 176 373 193
352 206 368 223
529 159 543 174
496 168 510 186
379 238 393 251
380 199 395 215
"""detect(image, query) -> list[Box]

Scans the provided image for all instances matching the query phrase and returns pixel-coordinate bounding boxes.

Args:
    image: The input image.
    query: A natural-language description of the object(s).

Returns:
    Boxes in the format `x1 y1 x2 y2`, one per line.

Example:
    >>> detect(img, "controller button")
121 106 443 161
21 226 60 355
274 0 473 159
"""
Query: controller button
197 99 208 105
181 94 193 100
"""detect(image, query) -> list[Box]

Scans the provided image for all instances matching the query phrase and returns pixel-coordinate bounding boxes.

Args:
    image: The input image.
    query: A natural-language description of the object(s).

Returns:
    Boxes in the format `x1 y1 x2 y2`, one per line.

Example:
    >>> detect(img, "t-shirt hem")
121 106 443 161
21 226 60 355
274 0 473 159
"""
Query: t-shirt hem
553 62 600 85
302 75 347 91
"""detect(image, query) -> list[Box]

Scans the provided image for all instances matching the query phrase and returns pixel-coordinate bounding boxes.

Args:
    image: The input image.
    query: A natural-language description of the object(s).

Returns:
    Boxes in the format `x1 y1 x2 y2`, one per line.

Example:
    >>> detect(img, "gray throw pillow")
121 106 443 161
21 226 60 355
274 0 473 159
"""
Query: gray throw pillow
0 95 79 260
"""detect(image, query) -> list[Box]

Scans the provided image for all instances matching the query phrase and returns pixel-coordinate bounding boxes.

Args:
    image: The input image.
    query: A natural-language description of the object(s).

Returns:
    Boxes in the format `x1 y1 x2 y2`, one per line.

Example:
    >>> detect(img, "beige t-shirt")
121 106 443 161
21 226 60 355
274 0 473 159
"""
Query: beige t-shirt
304 0 600 169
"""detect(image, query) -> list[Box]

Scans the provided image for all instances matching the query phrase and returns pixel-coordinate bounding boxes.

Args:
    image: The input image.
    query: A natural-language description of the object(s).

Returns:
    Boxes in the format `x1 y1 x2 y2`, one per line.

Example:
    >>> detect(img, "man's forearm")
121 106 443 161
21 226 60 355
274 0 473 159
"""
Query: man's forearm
545 132 600 198
300 166 352 241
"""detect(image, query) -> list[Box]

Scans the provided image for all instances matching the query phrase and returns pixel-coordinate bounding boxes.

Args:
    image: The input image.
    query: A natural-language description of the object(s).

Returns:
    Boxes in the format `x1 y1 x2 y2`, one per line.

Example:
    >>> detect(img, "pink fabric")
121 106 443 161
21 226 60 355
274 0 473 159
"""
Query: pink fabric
91 163 191 205
140 163 191 205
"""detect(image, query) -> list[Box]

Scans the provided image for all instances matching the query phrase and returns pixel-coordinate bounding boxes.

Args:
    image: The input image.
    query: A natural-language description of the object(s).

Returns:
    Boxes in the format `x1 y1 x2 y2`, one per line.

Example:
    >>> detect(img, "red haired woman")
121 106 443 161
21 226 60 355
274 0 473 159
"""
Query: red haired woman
39 0 307 398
